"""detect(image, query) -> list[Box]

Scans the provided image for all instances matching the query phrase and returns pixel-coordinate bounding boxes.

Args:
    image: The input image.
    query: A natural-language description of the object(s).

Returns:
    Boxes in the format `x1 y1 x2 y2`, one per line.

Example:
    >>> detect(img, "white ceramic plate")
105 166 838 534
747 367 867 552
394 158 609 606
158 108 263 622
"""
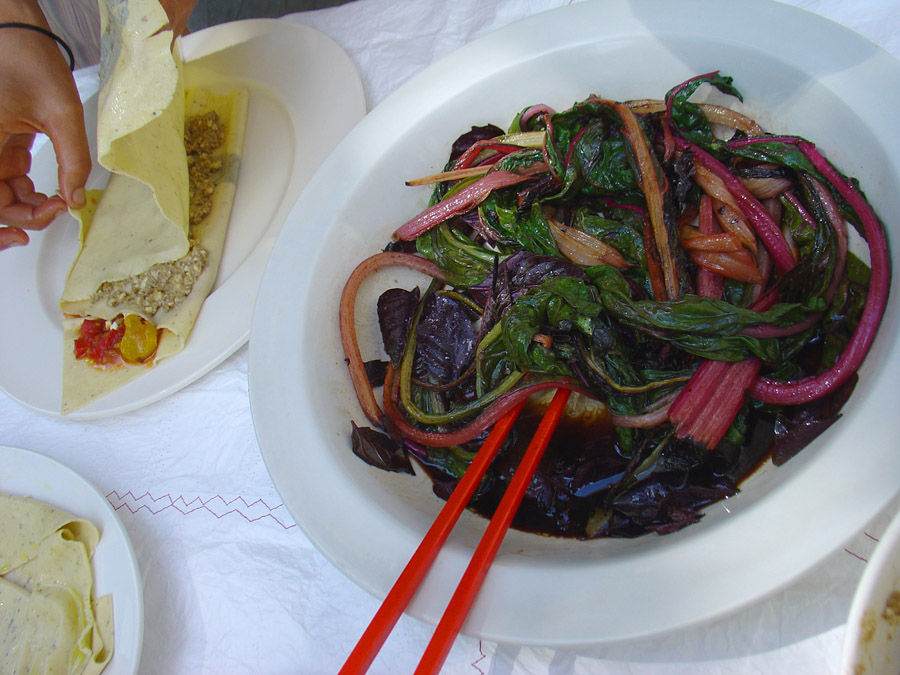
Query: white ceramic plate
0 445 143 674
250 0 900 645
842 507 900 674
0 18 365 419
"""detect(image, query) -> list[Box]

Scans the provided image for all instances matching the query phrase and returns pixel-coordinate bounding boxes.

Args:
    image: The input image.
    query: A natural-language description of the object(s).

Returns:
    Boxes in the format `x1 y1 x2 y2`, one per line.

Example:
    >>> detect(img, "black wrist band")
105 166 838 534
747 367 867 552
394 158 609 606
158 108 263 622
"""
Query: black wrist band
0 22 76 71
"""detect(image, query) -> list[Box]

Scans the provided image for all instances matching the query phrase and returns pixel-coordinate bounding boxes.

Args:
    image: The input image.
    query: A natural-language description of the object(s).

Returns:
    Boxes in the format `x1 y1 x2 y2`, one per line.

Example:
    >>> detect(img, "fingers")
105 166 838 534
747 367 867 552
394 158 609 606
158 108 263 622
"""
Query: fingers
0 135 69 233
8 174 44 207
0 200 66 231
0 142 31 181
32 194 67 224
0 226 29 250
0 176 66 230
1 134 85 208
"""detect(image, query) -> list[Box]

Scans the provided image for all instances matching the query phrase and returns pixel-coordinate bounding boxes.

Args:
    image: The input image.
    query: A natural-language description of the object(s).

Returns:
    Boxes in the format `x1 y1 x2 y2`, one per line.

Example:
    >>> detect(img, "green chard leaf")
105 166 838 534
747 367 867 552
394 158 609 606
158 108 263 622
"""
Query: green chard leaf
501 275 601 374
544 99 641 200
586 265 820 362
665 72 742 147
416 223 494 287
479 199 558 256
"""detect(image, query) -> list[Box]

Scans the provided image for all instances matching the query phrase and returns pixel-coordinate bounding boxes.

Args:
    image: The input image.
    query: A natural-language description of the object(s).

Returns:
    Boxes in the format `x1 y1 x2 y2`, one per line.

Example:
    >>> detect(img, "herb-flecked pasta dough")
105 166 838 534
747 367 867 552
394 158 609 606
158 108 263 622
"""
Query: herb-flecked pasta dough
0 495 113 675
58 0 248 413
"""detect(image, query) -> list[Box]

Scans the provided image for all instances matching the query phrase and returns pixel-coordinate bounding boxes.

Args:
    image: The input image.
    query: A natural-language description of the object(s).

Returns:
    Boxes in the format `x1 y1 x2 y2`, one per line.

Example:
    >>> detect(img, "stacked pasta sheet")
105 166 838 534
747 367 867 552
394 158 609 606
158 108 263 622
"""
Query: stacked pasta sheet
0 495 113 675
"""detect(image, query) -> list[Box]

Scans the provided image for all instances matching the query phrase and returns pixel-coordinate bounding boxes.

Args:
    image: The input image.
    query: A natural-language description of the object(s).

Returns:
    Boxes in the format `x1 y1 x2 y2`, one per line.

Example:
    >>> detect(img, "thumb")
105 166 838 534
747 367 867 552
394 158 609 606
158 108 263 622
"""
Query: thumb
45 103 92 209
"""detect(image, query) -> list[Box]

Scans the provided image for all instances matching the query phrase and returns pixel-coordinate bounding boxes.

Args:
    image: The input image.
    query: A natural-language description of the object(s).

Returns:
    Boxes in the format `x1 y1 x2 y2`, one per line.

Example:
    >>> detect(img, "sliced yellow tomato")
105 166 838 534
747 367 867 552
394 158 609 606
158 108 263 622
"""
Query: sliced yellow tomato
118 314 158 363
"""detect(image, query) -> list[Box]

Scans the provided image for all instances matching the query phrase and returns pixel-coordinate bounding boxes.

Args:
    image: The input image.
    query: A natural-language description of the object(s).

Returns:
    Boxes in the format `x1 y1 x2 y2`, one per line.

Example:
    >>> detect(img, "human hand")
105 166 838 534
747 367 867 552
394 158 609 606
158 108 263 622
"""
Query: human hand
0 134 71 250
1 0 200 252
0 1 90 250
158 0 199 37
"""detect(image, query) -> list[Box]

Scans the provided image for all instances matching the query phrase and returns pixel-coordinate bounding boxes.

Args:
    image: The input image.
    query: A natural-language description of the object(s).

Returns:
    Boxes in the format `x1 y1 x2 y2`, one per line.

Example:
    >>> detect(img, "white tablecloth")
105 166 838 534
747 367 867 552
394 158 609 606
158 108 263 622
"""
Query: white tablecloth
3 0 900 673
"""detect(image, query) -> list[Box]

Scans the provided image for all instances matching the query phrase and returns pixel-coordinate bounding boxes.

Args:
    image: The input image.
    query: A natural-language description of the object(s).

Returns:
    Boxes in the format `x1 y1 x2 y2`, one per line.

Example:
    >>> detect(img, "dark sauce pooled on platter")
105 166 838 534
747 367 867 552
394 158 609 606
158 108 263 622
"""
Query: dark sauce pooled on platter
414 396 783 540
470 401 623 538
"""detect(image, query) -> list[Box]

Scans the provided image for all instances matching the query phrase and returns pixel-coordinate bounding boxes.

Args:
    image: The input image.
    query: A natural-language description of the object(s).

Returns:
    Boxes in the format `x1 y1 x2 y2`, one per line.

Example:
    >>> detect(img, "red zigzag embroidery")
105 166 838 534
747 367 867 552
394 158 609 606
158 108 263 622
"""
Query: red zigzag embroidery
106 490 297 530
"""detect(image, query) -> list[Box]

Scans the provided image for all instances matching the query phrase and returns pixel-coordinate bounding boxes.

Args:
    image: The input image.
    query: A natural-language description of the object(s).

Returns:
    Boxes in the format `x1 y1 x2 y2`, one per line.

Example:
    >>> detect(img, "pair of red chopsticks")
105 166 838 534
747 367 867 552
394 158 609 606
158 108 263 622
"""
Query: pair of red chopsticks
340 388 572 674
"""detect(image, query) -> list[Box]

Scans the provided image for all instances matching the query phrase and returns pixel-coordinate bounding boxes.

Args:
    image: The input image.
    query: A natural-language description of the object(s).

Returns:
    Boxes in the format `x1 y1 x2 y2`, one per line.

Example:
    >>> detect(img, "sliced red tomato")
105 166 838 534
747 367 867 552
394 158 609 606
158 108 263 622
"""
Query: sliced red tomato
74 316 126 366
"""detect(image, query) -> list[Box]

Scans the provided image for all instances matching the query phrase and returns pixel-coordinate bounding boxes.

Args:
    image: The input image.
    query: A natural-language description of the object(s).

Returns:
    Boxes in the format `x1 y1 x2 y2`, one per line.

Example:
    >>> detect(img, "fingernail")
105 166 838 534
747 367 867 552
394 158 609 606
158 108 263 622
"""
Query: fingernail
71 187 86 208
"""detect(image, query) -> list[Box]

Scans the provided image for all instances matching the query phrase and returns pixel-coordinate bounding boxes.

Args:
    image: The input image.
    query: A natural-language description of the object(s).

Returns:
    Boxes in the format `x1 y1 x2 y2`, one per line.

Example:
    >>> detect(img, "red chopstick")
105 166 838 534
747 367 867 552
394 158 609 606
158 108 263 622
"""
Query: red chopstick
414 388 571 674
340 388 571 674
339 399 525 674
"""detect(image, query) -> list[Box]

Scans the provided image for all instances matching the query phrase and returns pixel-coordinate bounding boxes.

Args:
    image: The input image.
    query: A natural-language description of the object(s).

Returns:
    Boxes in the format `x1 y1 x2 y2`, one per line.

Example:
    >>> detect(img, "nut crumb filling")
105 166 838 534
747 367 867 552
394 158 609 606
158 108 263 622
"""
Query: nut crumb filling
91 111 225 317
94 244 209 315
187 110 226 227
